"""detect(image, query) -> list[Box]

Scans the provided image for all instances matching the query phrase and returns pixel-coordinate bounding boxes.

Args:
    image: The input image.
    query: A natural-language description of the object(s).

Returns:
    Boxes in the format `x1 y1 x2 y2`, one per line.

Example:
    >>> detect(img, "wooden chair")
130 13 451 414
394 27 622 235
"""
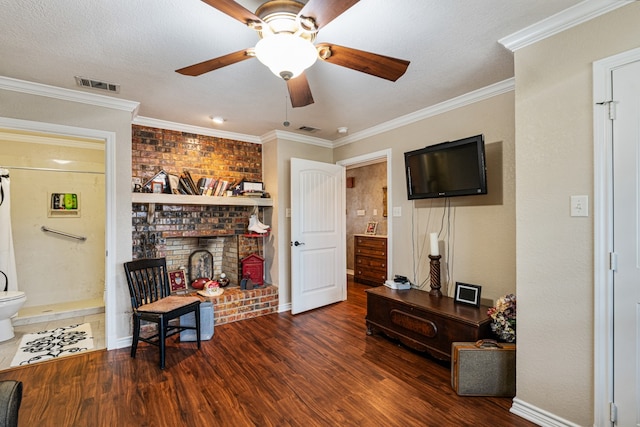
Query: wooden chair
123 258 202 369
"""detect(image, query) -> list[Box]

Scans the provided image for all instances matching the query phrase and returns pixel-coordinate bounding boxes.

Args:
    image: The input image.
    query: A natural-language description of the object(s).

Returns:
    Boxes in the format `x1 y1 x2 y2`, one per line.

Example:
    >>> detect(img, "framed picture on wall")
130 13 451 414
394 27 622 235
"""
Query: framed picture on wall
365 221 378 235
169 270 187 292
454 282 482 307
189 249 213 282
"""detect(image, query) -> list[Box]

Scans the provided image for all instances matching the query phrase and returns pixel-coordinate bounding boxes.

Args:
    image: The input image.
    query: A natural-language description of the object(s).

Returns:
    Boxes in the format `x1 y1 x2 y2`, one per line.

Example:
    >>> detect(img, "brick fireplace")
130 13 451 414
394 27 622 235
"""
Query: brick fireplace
131 125 277 324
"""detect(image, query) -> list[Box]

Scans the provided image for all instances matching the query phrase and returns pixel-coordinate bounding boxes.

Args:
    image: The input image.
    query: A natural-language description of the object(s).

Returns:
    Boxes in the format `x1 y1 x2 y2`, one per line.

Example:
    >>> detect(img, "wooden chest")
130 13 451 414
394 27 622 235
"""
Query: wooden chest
365 286 493 361
354 234 387 286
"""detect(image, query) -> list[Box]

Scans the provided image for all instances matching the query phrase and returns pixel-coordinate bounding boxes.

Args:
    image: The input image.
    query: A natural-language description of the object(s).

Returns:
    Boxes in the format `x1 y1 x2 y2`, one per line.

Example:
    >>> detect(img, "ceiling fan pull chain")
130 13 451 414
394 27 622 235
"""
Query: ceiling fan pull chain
283 93 290 127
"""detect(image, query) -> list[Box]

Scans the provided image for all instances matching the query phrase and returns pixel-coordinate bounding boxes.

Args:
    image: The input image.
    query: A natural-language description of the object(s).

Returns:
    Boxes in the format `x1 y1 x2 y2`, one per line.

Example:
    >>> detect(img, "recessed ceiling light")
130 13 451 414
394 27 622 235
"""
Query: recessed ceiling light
337 127 348 134
211 116 225 125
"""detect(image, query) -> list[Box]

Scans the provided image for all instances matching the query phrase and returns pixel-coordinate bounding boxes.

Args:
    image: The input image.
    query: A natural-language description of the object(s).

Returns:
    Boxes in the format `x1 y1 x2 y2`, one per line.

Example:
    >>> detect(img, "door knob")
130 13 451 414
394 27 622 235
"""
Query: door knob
293 241 305 246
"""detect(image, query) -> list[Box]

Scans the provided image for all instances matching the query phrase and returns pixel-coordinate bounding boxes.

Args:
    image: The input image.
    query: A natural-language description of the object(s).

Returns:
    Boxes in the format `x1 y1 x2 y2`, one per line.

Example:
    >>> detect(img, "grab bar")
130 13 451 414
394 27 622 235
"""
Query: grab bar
41 226 87 242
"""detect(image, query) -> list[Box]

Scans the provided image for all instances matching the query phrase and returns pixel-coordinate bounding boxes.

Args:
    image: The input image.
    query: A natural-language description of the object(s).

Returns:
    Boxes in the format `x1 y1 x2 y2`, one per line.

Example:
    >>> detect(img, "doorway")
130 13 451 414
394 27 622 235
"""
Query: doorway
338 149 393 282
593 48 640 426
0 129 105 313
0 116 117 352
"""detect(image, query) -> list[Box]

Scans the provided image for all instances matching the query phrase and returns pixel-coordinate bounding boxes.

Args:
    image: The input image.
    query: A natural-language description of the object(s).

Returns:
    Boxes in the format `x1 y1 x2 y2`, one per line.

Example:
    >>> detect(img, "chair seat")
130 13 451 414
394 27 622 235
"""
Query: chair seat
137 295 201 314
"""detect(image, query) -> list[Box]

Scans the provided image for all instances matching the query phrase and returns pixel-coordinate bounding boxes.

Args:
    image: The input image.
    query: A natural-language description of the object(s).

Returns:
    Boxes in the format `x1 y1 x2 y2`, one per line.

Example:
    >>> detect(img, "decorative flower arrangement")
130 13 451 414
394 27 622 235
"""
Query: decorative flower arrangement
487 294 516 343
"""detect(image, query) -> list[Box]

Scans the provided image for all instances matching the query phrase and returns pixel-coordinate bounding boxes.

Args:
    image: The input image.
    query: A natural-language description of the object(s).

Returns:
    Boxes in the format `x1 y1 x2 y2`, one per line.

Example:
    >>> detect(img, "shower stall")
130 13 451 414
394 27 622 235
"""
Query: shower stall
0 129 105 325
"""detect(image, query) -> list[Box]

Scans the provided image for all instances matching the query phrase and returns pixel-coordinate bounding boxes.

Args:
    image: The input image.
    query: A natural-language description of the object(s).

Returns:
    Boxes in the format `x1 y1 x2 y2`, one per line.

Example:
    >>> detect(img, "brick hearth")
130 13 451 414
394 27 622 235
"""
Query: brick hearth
131 124 277 323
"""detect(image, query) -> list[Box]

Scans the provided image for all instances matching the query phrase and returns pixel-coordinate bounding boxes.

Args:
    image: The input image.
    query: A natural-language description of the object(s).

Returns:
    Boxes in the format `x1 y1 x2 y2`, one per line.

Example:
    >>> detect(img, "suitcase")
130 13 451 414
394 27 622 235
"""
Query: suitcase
451 339 516 397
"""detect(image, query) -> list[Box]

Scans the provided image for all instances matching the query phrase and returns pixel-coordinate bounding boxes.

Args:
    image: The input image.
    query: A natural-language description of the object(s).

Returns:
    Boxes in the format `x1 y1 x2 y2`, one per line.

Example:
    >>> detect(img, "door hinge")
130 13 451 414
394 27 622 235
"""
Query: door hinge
610 401 617 423
609 252 617 271
597 100 616 120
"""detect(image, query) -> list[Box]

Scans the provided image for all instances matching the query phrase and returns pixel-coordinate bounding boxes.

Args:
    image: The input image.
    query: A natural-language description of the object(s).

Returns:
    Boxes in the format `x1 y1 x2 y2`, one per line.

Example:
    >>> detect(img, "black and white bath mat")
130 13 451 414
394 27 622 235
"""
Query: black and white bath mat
10 323 94 367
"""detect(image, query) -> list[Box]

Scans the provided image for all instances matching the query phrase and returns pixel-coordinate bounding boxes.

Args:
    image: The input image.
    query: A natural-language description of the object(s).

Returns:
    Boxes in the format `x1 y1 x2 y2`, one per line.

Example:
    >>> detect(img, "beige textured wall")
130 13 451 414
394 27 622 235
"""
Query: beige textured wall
334 92 515 302
514 3 640 425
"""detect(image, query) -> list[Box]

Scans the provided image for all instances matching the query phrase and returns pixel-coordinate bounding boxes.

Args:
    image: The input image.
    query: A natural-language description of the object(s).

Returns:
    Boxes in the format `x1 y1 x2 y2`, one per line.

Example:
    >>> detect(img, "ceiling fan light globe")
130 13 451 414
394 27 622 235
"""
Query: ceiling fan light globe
255 33 317 80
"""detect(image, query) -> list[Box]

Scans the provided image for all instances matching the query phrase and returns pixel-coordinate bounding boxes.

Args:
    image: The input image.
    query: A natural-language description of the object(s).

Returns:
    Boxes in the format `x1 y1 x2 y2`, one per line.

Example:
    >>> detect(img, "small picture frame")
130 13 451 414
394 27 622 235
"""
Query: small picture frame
151 182 163 194
189 249 214 282
142 170 170 194
365 221 378 235
454 282 482 307
169 270 187 292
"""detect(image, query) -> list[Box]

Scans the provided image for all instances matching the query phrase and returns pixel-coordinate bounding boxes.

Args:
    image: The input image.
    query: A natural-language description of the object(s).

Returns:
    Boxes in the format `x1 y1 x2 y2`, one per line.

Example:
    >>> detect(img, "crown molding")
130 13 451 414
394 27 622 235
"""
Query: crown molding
499 0 633 52
261 129 333 148
333 78 515 148
133 116 262 144
0 129 104 150
0 76 140 118
1 75 513 149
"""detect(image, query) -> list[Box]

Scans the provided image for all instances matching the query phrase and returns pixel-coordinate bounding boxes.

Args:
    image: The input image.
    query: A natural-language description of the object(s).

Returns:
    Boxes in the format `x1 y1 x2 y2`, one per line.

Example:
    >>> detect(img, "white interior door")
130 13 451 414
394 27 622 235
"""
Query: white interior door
613 59 640 426
290 158 345 315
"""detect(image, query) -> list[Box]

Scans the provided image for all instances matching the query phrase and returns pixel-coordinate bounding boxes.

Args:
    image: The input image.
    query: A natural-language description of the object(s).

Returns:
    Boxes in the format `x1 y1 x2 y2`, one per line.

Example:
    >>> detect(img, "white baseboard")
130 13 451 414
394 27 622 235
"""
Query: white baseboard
510 397 582 427
278 303 291 313
114 336 132 350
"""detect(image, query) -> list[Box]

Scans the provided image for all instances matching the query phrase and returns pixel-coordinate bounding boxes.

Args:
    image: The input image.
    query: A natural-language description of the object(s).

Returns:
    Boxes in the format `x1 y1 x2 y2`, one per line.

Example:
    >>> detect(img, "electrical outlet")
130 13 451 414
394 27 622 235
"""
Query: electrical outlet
356 210 365 216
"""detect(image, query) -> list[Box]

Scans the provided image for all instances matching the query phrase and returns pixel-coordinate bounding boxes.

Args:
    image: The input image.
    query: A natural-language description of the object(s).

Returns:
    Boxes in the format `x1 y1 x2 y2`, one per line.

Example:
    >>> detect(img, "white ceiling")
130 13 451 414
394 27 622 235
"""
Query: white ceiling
0 0 600 141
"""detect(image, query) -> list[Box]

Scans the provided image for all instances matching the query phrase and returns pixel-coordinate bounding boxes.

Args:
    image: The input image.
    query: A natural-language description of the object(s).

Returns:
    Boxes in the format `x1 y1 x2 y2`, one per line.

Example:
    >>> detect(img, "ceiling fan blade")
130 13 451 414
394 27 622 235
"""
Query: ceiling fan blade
176 49 254 76
287 73 314 108
316 43 410 82
299 0 359 30
200 0 262 26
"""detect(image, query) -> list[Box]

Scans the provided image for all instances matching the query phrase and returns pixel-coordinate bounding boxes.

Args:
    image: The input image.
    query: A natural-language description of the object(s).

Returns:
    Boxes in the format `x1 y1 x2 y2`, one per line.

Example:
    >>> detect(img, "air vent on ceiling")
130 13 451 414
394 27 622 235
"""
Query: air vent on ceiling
75 76 120 93
298 126 320 133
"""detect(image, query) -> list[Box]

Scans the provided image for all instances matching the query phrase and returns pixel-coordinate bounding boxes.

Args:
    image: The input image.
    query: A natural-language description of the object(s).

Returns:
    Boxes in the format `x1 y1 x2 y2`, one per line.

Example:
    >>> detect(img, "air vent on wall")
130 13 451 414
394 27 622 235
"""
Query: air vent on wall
75 76 120 93
298 126 320 133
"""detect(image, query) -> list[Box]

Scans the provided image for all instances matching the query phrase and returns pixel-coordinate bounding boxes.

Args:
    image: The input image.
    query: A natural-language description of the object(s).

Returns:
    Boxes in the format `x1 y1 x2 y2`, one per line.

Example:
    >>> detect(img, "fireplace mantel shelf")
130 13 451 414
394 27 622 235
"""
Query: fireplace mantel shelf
132 193 273 207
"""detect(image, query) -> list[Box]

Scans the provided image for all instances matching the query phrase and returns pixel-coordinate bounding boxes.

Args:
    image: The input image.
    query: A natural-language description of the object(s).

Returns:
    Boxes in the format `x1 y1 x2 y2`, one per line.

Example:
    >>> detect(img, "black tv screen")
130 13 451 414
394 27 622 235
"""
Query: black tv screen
404 134 487 199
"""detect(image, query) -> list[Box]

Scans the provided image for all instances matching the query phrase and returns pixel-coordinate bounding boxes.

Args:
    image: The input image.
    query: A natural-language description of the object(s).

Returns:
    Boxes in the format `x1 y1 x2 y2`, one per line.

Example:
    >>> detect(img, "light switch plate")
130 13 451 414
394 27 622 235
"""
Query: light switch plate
570 195 588 217
393 207 402 217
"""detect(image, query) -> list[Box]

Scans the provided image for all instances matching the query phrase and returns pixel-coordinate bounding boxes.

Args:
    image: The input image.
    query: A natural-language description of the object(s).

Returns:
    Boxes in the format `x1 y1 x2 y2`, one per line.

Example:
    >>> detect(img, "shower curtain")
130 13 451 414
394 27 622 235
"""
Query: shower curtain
0 168 18 292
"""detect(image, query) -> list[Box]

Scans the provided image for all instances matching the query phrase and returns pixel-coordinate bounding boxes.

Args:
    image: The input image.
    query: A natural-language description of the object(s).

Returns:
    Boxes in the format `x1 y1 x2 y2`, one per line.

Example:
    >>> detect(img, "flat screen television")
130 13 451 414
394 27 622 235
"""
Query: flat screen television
404 134 487 200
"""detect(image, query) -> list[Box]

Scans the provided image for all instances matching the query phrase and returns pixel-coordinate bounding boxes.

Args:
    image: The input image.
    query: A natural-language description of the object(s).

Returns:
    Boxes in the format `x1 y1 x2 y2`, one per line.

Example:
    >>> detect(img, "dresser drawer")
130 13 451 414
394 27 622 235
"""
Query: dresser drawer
355 246 386 258
355 269 386 285
355 255 386 270
354 235 387 286
355 236 386 251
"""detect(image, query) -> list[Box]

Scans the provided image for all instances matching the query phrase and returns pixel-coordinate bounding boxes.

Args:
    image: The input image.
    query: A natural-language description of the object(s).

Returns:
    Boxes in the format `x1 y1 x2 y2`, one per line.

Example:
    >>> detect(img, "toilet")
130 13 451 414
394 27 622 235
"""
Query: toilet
0 291 26 342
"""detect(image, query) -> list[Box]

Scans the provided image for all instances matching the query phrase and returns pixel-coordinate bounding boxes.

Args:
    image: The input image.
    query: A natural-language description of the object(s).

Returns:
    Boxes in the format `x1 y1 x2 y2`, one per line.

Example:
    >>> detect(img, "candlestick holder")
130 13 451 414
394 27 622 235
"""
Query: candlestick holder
428 254 442 297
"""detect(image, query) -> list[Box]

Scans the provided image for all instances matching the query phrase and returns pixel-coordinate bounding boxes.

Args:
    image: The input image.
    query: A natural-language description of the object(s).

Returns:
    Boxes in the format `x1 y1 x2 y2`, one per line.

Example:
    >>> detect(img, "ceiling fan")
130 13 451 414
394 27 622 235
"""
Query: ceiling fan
176 0 410 108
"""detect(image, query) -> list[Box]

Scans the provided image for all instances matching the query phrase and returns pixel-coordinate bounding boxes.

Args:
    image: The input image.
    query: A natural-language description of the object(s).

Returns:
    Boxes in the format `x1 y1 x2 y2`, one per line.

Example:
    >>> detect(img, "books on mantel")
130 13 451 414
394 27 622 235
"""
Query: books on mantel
177 170 237 197
239 190 265 197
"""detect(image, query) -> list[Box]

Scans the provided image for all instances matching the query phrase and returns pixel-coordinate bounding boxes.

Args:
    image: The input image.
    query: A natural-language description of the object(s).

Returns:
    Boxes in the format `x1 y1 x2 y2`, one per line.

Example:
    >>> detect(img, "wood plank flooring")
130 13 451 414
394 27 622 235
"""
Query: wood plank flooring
0 280 535 427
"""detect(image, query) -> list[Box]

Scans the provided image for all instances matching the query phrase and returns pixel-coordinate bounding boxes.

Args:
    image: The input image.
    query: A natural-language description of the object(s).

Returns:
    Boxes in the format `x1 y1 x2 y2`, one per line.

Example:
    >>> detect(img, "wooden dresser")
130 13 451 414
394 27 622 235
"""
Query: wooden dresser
365 286 492 361
354 234 387 286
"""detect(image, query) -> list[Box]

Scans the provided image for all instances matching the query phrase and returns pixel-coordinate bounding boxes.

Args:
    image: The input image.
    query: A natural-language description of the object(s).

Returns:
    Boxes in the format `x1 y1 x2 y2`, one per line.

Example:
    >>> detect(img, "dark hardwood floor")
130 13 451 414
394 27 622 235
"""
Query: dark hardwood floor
0 280 535 427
